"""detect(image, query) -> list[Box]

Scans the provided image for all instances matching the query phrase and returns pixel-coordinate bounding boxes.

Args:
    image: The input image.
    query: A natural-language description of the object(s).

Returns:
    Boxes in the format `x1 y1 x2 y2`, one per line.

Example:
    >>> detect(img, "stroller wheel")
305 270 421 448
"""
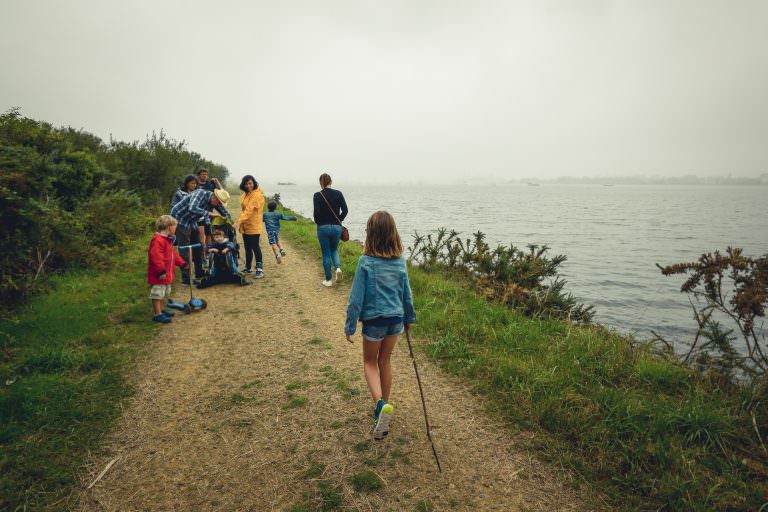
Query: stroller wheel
183 304 192 314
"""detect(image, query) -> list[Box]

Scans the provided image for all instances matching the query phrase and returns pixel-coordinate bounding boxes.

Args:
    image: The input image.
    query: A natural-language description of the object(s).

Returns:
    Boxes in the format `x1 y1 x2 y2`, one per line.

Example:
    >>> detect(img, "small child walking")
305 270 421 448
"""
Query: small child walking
262 201 297 264
147 215 187 323
345 211 416 440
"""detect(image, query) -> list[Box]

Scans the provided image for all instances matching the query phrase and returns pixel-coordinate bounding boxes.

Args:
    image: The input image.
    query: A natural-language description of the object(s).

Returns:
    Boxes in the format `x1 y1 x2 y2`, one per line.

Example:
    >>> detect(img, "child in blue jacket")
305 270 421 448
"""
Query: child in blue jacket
262 201 297 264
345 211 416 440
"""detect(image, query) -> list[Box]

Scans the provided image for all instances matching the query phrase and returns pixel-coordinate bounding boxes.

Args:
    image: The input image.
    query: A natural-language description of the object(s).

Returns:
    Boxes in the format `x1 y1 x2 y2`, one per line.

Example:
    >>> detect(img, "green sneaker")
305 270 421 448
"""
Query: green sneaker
373 402 394 440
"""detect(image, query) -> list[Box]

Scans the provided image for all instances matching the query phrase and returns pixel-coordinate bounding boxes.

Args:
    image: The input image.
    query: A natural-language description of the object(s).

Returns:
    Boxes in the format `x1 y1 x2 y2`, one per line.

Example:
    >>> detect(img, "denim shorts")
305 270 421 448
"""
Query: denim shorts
267 230 279 245
361 322 404 342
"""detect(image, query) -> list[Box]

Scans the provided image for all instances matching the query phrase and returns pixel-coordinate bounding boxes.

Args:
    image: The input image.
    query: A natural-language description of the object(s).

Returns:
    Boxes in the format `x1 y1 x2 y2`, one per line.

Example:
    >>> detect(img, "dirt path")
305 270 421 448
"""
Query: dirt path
78 234 586 511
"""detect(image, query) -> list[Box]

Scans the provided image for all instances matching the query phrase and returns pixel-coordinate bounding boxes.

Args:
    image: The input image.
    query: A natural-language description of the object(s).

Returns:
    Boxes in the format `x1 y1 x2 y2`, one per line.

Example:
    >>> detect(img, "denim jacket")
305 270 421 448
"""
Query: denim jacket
263 211 297 233
344 255 416 335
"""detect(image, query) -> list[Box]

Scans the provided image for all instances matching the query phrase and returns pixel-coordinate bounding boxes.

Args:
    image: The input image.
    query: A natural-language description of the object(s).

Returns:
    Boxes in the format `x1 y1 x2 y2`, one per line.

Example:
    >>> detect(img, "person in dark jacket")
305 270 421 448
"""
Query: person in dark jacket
171 175 199 207
312 173 348 287
196 167 222 192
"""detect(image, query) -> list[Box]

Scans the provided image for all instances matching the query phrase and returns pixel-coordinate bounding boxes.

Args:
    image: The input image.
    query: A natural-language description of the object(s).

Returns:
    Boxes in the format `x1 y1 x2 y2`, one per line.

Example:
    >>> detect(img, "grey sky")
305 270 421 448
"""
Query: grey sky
2 0 767 184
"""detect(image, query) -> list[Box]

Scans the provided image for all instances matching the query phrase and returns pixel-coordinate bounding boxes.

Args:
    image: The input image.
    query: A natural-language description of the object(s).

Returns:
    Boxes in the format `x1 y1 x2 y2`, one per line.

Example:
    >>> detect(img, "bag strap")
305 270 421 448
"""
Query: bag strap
319 190 343 225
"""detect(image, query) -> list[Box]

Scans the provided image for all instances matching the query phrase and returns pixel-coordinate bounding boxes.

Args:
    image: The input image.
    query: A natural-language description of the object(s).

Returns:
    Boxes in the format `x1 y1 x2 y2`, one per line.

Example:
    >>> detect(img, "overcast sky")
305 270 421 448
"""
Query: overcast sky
2 0 767 184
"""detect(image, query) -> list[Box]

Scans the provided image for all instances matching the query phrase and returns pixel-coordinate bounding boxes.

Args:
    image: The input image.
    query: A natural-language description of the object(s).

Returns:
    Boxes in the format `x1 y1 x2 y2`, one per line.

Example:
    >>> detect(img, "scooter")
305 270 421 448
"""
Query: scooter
166 243 208 314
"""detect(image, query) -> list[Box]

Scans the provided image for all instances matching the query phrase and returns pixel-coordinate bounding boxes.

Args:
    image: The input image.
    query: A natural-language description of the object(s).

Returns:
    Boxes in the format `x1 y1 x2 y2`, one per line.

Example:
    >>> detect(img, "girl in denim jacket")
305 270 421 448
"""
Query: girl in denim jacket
345 211 416 440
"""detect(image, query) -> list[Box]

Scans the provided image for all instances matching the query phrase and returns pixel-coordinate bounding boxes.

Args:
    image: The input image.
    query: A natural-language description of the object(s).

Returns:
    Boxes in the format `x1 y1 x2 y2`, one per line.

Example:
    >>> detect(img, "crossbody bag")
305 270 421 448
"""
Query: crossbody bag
319 191 349 242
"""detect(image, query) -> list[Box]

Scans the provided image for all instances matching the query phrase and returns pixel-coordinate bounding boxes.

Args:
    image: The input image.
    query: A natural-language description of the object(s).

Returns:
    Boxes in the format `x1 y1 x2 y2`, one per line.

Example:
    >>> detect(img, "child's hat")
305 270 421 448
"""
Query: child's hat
213 189 230 206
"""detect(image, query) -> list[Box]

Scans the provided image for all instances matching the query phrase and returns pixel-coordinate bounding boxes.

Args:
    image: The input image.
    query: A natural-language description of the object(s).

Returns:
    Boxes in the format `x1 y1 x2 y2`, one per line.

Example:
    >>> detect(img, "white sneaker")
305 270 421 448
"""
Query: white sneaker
321 280 333 287
335 268 343 283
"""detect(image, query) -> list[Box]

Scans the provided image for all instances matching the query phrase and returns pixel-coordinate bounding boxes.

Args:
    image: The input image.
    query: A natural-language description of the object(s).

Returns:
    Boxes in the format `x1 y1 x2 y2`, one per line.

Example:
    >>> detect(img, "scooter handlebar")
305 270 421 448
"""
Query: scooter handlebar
179 243 202 250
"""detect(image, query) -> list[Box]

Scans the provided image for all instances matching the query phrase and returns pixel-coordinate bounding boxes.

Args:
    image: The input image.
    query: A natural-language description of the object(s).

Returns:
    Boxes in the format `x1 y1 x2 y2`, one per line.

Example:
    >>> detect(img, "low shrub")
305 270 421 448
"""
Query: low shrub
409 228 594 323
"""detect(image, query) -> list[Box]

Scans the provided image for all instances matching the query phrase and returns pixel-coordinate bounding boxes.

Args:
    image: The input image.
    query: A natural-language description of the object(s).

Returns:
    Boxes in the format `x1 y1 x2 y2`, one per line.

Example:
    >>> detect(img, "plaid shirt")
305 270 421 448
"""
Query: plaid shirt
170 189 231 229
202 203 231 228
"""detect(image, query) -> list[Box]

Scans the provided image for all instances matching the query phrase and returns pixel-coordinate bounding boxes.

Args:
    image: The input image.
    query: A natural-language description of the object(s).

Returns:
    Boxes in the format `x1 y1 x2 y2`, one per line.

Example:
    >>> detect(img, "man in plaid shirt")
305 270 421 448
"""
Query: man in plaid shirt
170 188 231 284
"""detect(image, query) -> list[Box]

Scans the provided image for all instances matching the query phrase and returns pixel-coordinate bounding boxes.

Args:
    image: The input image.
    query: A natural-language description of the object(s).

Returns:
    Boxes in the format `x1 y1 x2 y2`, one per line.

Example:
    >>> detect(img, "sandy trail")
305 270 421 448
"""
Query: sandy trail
78 232 586 511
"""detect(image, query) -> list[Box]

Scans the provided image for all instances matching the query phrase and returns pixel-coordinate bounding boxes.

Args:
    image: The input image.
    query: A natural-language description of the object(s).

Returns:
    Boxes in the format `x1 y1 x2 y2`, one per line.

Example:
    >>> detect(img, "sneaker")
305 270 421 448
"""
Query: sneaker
161 309 175 317
242 268 252 274
321 280 333 287
335 268 343 283
373 402 394 440
279 248 286 256
254 269 264 279
276 254 282 264
373 398 385 419
152 314 171 324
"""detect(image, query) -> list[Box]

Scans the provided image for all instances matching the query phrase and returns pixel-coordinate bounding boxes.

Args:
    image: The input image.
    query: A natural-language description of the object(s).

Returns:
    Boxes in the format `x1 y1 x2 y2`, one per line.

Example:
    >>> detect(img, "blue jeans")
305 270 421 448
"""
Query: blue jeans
317 224 342 280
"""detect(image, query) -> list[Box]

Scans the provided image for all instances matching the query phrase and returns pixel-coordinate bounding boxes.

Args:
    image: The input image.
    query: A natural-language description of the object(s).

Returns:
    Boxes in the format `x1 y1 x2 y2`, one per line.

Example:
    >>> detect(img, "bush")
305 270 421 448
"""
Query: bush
657 247 768 380
82 190 150 248
409 228 594 323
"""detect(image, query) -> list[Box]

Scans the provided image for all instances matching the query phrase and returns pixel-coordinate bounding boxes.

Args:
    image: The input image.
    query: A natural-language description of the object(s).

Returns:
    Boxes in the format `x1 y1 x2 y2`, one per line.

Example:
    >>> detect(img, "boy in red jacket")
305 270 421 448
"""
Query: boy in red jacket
148 215 187 323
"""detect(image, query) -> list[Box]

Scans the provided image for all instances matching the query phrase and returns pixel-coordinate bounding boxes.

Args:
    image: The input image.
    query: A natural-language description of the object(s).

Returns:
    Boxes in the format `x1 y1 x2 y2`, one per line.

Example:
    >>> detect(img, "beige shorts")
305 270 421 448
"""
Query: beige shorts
149 284 172 300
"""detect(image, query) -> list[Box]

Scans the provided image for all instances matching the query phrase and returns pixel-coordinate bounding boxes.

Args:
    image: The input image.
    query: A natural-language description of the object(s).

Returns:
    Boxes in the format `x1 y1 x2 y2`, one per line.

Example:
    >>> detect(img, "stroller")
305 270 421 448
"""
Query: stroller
197 219 250 288
210 215 240 267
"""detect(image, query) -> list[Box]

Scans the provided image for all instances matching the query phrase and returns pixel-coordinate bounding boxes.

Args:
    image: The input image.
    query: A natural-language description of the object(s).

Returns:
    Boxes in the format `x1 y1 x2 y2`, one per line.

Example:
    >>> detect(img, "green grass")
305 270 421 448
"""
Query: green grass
304 462 325 479
280 209 768 511
287 380 310 391
309 337 332 349
316 480 343 510
350 470 383 492
284 394 308 409
352 441 370 452
415 499 434 512
318 365 360 399
0 235 157 510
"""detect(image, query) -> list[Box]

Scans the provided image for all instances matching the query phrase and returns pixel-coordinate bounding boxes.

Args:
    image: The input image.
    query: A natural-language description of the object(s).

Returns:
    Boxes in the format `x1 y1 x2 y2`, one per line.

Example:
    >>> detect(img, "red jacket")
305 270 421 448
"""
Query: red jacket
147 233 186 285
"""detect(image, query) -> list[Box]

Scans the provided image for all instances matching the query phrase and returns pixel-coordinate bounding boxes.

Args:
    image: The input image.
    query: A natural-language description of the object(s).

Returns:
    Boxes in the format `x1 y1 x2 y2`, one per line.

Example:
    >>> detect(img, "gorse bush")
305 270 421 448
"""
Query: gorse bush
0 108 229 305
657 247 768 382
409 228 594 323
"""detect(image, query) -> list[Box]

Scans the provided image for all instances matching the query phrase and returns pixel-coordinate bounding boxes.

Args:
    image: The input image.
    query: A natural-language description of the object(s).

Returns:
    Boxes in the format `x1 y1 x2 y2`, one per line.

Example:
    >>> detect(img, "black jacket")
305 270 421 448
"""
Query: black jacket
313 188 348 226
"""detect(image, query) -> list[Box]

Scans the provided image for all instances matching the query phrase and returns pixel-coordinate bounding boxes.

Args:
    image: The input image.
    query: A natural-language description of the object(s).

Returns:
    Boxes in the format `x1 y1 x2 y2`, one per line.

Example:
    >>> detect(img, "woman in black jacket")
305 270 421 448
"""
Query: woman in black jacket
313 173 348 287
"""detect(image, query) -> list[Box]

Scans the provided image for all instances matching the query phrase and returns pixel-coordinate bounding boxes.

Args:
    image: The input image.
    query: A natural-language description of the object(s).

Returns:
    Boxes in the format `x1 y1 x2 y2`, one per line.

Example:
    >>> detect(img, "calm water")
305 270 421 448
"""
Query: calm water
269 183 767 343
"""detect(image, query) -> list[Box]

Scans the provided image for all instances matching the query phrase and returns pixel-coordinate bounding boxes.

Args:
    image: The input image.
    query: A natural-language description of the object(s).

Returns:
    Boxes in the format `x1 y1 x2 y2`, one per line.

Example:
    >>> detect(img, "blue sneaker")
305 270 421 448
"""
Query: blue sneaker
152 314 171 324
161 309 175 317
373 400 393 440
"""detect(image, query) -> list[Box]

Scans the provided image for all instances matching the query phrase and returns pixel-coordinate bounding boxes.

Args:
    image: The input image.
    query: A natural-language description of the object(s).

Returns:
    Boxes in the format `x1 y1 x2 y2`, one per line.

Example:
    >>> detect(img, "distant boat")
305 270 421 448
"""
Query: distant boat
527 182 540 187
603 184 615 187
277 182 296 186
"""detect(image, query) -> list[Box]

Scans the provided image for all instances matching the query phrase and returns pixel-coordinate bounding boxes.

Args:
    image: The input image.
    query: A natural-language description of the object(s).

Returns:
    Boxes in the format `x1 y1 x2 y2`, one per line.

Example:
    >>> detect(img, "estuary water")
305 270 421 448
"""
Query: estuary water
270 183 767 343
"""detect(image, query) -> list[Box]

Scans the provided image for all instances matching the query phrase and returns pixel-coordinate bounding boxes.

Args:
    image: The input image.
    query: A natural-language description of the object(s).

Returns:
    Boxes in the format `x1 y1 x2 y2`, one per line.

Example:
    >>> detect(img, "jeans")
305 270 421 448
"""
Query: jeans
317 224 342 280
176 225 203 280
242 233 262 270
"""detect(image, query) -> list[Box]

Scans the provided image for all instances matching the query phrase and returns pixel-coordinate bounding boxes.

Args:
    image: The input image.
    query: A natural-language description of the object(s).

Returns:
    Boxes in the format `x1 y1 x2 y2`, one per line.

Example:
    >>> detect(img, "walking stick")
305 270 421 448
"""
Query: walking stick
404 328 442 473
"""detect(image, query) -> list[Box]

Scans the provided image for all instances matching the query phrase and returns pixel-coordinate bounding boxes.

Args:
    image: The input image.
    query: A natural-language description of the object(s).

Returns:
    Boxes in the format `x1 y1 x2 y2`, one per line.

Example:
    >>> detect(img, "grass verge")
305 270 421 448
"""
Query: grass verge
0 235 156 510
279 207 768 511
